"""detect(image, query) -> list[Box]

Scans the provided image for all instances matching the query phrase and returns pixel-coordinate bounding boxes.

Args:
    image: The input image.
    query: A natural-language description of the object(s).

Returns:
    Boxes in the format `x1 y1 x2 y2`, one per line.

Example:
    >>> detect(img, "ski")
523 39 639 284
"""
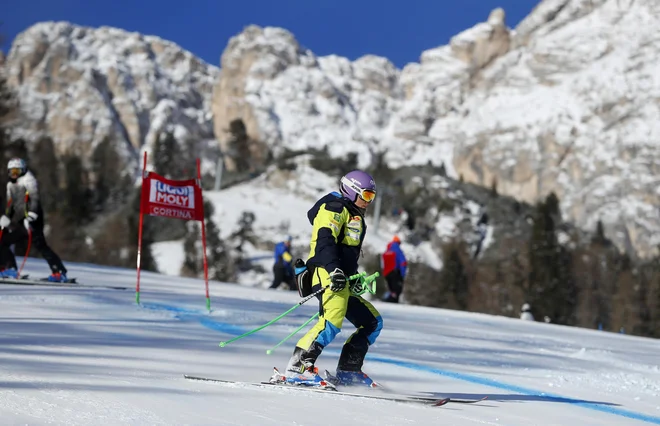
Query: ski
184 374 451 407
323 368 487 405
0 277 127 290
40 277 78 284
445 396 489 404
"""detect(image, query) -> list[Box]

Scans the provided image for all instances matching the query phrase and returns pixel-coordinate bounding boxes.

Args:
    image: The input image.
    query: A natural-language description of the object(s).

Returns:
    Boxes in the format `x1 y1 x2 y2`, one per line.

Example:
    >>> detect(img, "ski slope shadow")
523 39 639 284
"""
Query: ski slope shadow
141 300 660 426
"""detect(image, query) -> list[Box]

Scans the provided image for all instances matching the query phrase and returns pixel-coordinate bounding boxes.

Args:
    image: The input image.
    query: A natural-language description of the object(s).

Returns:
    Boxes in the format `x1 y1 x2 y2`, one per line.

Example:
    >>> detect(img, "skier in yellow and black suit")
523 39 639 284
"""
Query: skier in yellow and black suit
284 170 382 387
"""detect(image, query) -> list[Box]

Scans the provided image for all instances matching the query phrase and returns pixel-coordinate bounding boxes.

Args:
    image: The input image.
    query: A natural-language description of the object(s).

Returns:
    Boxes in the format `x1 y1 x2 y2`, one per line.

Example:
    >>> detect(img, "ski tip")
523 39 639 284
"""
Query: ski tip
434 398 451 407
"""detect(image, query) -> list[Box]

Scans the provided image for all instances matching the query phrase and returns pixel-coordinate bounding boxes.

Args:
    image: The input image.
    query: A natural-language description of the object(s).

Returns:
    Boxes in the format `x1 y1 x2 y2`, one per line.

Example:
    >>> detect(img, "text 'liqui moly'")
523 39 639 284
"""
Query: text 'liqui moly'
149 181 195 209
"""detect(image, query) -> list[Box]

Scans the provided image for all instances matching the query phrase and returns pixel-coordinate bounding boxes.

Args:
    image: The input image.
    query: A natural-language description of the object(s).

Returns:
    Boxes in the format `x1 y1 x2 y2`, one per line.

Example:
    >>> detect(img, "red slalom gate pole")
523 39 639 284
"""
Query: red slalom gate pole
197 158 211 312
135 152 147 305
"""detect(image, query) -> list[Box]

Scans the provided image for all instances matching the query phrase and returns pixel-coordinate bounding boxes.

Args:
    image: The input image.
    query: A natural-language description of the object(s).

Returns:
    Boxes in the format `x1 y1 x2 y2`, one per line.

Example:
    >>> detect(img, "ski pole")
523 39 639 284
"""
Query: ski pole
266 312 319 355
350 272 380 296
218 286 326 348
18 227 32 277
218 271 366 348
265 271 380 355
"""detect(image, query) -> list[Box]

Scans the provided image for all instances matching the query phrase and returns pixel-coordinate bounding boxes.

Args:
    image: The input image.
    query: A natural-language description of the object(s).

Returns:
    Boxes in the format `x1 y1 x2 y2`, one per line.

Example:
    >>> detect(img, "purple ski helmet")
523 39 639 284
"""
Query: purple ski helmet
339 170 377 204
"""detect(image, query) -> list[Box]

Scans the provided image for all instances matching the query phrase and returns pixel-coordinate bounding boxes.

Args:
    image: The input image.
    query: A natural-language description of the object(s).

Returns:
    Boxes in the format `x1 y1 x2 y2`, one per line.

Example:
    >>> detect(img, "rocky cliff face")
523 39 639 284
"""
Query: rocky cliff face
441 0 660 257
5 0 660 257
4 21 218 173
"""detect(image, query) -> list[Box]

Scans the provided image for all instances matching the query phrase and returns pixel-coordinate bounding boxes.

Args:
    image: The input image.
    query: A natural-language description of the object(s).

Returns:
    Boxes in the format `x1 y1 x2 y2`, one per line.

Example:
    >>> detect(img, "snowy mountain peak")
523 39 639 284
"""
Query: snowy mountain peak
212 24 402 164
5 21 219 171
221 25 315 79
448 7 511 69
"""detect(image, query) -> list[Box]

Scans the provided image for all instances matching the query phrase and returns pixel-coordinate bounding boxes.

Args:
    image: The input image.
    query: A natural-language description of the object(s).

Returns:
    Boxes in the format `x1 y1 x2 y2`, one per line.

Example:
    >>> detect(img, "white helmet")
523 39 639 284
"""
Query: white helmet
521 303 531 312
7 158 27 179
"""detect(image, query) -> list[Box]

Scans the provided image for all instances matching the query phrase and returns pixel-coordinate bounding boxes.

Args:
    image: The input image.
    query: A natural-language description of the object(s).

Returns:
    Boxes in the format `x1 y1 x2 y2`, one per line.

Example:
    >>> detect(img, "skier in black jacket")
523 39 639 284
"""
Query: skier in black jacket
0 158 68 282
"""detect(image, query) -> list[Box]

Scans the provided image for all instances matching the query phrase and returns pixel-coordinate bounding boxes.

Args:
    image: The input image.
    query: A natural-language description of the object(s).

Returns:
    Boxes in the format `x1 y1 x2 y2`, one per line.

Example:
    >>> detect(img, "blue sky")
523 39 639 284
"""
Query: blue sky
3 0 538 68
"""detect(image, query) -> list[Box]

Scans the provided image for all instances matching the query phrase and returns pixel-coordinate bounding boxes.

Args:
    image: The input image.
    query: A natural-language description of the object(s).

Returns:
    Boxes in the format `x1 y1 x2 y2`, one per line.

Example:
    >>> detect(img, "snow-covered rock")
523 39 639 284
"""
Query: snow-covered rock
5 21 218 173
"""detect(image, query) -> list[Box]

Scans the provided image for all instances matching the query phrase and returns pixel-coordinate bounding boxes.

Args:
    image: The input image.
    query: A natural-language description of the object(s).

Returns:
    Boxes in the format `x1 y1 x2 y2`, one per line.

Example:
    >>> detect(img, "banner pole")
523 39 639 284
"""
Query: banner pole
136 152 147 305
197 158 211 312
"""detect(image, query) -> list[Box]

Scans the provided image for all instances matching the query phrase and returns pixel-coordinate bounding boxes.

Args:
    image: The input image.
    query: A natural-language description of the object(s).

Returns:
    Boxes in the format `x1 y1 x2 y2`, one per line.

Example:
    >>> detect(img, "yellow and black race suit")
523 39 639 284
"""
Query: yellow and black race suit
296 192 382 372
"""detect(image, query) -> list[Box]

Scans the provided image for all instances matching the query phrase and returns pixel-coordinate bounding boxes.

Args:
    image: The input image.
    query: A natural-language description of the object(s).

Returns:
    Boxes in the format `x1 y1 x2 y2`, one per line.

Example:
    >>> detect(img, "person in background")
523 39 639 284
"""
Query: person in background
269 236 295 290
0 158 68 282
520 303 535 321
381 235 407 303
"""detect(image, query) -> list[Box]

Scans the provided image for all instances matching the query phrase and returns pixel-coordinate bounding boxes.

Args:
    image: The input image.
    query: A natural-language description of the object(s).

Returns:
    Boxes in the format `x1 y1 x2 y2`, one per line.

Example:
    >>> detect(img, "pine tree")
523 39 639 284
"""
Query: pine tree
41 154 92 262
545 191 561 222
438 162 447 177
92 137 123 211
343 153 358 175
153 131 180 178
490 177 498 197
29 137 60 214
592 249 611 330
61 154 93 224
527 194 577 325
439 241 469 310
632 270 651 336
227 119 252 173
652 260 660 338
181 222 201 277
234 211 256 252
592 220 609 245
203 199 235 281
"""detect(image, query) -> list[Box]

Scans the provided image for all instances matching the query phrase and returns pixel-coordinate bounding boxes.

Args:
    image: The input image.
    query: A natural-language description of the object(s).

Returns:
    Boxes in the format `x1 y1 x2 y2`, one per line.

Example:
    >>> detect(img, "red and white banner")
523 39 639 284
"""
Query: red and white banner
136 152 211 311
140 173 204 221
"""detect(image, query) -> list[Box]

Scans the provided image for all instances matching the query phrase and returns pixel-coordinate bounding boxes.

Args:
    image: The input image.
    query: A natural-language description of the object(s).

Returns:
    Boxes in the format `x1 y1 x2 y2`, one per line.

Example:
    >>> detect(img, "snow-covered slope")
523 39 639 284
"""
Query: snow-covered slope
1 259 659 425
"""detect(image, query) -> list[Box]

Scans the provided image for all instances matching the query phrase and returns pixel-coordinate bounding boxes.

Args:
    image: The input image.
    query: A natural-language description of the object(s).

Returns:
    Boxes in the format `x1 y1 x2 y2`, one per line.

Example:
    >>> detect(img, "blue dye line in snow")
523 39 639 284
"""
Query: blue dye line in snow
141 302 199 316
142 302 660 425
141 302 261 339
367 356 660 425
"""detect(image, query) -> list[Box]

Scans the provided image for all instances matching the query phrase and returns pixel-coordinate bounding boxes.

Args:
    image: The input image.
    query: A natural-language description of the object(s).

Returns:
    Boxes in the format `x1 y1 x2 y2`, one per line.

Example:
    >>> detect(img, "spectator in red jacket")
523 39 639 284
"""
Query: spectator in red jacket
381 235 407 303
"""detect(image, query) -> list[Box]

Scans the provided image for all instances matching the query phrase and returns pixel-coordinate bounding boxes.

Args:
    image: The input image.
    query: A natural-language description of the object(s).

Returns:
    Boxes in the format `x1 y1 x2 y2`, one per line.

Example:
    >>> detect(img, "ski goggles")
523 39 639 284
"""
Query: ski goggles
8 168 21 178
341 176 377 203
